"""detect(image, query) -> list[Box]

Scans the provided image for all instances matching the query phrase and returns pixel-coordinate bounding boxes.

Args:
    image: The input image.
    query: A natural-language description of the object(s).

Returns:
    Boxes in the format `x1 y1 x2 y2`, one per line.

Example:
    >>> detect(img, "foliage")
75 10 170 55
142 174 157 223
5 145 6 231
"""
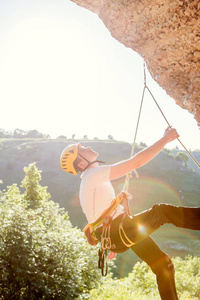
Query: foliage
21 163 51 209
176 151 189 167
89 256 200 300
108 135 114 140
162 147 171 154
175 256 200 299
168 152 175 159
0 128 49 139
0 163 102 299
57 135 67 139
0 138 200 279
163 148 175 159
139 142 147 147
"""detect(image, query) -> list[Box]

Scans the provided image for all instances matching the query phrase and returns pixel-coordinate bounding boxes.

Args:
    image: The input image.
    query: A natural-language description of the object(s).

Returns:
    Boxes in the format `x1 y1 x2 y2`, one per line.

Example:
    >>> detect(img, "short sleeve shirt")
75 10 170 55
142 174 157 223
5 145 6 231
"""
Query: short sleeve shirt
79 165 124 223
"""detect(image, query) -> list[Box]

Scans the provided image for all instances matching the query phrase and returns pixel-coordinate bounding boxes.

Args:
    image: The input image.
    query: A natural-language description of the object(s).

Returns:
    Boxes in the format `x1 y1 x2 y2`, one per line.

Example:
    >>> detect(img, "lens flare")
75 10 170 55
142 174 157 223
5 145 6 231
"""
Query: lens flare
114 175 183 212
138 224 147 235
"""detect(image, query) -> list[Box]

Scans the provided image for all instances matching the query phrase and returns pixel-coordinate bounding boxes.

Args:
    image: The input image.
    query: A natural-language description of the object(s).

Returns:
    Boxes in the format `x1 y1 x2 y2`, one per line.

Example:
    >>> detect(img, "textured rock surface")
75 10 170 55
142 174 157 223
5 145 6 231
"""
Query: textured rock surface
71 0 200 126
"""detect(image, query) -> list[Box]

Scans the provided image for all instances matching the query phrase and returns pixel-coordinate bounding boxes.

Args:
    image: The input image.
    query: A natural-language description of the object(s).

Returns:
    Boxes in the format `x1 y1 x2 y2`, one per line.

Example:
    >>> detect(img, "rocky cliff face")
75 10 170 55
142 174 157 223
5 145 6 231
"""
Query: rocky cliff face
71 0 200 126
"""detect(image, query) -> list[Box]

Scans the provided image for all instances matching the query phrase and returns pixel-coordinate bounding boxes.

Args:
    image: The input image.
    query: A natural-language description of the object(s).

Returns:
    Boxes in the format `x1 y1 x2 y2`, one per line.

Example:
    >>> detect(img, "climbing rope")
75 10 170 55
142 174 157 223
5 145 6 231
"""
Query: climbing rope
123 62 200 199
145 84 200 168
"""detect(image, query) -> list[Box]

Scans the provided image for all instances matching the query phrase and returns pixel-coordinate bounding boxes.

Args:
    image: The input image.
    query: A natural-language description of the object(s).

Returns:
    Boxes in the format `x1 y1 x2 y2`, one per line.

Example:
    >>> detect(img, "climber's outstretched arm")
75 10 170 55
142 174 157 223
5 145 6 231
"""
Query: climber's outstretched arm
109 127 179 181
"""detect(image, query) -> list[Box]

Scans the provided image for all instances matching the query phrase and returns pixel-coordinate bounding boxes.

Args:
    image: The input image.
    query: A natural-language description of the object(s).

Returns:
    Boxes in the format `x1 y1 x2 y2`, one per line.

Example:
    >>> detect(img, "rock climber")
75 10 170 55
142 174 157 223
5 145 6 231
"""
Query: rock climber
60 127 200 300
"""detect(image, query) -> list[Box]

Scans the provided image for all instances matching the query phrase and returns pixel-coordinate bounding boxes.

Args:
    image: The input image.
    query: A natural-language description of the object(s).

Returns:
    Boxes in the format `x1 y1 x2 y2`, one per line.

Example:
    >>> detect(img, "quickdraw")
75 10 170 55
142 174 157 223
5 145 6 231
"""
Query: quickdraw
101 216 112 250
98 248 108 276
98 216 112 276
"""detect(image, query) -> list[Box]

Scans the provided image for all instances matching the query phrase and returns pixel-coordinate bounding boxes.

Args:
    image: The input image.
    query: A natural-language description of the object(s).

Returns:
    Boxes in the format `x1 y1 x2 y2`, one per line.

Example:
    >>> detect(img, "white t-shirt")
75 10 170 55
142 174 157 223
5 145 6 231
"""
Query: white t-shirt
79 165 124 223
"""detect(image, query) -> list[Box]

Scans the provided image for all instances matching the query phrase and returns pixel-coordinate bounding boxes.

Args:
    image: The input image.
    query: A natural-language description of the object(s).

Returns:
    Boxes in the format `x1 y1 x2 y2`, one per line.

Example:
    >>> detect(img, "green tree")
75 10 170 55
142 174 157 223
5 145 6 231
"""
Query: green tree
0 128 6 138
139 142 147 147
162 147 171 154
21 163 50 209
0 164 102 299
57 135 67 139
14 128 26 138
176 152 189 167
108 135 113 140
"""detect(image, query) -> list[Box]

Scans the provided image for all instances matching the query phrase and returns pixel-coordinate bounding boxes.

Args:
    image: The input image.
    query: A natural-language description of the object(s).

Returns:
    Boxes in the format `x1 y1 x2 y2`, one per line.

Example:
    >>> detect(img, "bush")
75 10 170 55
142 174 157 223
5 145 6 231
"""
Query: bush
0 163 102 299
89 261 158 300
168 153 175 159
89 256 200 300
176 152 189 167
162 148 171 154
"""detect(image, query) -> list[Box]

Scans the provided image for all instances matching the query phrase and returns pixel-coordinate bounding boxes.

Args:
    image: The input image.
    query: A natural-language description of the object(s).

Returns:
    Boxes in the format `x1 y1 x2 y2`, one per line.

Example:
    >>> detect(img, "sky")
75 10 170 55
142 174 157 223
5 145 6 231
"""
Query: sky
0 0 200 150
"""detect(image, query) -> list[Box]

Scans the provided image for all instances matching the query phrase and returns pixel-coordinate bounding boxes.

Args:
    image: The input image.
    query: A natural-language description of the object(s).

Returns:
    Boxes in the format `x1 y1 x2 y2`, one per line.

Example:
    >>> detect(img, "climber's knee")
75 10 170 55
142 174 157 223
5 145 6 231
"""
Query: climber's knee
150 203 170 227
151 254 175 279
151 203 166 214
151 255 178 300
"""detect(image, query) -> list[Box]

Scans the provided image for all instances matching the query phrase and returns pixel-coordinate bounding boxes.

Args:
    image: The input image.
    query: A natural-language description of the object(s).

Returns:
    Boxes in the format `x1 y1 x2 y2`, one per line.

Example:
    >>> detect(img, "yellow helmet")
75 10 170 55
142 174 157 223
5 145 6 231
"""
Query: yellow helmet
60 143 81 175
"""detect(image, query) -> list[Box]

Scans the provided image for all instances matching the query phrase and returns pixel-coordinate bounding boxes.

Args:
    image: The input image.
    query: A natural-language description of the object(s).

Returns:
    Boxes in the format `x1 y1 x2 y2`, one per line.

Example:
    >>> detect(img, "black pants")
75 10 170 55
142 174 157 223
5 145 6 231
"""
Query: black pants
95 204 200 300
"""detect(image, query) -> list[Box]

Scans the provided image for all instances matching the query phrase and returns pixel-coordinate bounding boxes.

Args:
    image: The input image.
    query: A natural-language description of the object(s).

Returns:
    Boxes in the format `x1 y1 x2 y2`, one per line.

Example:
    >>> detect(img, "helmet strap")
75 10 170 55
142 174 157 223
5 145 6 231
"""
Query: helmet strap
78 153 105 172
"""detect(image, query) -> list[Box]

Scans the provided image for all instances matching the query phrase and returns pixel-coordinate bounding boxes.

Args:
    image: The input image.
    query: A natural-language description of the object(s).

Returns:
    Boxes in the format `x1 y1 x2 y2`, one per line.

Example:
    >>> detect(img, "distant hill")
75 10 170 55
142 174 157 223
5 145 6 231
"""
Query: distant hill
0 138 200 277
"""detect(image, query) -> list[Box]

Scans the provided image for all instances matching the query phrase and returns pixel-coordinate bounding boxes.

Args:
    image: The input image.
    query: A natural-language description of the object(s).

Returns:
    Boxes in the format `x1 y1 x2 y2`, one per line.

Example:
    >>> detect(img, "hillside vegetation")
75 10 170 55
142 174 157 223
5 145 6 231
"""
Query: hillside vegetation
0 138 200 278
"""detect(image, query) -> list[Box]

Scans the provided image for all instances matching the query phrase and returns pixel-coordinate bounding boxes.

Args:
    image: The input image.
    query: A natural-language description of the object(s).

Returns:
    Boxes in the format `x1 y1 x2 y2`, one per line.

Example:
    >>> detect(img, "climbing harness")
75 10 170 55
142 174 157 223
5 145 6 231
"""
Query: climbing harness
83 191 132 245
83 61 200 276
119 220 135 248
83 191 132 276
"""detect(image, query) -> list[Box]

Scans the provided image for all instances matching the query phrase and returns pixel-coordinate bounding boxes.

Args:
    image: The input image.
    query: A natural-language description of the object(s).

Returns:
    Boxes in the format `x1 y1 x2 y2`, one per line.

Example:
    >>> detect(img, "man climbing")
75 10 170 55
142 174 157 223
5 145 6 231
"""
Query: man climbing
60 127 200 300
